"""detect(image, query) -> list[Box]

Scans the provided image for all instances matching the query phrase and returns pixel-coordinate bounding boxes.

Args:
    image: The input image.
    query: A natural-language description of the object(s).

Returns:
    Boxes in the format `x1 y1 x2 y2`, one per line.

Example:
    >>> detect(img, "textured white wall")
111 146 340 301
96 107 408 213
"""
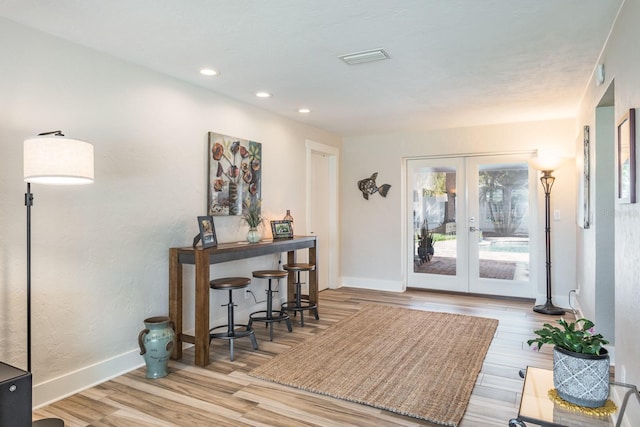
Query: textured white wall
342 120 577 302
0 19 341 406
576 0 640 387
576 105 615 343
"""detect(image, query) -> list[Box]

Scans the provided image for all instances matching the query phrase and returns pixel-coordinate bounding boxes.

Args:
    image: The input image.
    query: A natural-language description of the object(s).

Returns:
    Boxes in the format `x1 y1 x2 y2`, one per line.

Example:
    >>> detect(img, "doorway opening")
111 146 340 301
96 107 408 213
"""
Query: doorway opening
306 140 339 291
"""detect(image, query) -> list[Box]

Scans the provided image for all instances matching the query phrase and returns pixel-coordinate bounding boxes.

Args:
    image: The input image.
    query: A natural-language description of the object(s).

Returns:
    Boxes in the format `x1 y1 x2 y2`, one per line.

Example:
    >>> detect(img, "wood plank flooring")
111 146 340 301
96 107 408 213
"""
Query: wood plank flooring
33 288 572 426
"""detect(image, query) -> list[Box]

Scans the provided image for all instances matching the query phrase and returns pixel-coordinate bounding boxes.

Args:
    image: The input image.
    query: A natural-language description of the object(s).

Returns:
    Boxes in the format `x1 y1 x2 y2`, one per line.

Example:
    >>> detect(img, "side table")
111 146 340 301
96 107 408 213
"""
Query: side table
510 366 640 427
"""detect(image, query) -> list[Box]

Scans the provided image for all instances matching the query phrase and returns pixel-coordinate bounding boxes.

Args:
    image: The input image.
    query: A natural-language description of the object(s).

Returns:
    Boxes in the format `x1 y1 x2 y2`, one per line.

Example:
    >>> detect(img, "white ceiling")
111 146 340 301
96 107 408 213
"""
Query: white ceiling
0 0 623 136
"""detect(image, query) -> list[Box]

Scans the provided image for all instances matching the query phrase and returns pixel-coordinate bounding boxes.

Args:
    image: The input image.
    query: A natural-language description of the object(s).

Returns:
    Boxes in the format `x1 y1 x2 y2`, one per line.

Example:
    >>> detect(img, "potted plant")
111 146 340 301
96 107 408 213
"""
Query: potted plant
528 318 610 408
243 197 263 243
417 221 435 264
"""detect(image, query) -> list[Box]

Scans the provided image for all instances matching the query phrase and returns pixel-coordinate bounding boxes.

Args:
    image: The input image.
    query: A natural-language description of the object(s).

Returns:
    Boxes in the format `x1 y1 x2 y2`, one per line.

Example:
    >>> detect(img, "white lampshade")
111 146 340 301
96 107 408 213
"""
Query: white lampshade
24 135 94 185
529 151 568 172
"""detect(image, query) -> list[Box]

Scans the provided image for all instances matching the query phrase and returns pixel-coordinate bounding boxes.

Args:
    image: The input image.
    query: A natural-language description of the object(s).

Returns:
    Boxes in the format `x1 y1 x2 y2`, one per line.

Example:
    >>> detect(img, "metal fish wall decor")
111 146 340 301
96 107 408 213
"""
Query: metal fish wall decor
357 172 391 200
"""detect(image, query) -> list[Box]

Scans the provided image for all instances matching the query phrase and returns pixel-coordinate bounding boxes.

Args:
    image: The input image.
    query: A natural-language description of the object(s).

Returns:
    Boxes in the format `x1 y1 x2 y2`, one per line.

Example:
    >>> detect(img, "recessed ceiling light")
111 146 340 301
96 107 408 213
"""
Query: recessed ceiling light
199 68 218 76
255 91 272 98
298 108 311 114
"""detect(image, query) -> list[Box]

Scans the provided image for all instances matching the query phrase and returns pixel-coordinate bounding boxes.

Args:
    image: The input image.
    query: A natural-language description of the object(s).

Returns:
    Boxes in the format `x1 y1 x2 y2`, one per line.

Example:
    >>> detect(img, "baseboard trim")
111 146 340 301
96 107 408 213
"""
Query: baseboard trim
340 277 405 292
33 303 272 408
33 349 144 409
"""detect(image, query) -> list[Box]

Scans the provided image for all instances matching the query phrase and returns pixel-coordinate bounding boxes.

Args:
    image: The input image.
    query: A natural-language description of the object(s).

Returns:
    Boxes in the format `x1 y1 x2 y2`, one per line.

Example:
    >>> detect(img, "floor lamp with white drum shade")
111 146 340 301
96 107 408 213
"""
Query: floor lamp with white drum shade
23 131 94 426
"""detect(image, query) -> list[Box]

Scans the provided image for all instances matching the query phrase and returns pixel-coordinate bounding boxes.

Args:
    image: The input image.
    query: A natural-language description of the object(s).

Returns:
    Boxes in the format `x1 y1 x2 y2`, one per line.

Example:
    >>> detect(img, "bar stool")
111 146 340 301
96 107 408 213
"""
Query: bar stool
248 270 293 341
209 277 258 361
280 263 319 327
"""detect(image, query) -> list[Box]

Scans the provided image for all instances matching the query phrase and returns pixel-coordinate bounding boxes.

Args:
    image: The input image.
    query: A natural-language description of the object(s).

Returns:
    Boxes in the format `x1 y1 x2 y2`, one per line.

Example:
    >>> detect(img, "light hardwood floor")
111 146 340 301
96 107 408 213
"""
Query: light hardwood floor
33 288 572 426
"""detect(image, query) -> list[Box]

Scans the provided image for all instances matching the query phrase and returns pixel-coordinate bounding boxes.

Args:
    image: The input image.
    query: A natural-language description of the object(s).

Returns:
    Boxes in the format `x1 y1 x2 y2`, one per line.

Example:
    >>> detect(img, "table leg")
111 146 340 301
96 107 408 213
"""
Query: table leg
194 249 211 367
309 242 318 309
169 249 183 360
287 250 296 301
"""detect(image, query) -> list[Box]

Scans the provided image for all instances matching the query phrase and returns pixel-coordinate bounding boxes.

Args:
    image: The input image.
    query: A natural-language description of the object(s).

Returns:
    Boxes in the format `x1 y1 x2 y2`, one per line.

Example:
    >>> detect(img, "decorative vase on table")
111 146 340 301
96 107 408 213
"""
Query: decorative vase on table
243 197 262 243
283 209 294 234
138 316 176 379
553 346 610 408
246 227 261 243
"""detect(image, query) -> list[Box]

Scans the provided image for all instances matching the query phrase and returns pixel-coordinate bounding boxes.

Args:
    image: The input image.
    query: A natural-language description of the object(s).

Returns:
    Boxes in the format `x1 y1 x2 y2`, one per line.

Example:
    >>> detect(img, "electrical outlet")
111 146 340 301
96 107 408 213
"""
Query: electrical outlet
573 288 580 296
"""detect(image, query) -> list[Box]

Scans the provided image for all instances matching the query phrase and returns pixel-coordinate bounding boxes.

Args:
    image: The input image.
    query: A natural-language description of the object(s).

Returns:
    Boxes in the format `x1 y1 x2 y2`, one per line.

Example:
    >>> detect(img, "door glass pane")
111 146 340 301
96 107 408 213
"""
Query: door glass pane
413 166 457 275
477 163 529 280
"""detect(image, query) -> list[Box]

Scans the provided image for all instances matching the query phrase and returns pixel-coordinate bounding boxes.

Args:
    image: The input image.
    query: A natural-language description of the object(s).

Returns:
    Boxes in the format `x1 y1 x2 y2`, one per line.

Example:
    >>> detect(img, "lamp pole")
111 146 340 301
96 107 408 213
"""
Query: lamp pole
533 170 565 315
25 183 33 373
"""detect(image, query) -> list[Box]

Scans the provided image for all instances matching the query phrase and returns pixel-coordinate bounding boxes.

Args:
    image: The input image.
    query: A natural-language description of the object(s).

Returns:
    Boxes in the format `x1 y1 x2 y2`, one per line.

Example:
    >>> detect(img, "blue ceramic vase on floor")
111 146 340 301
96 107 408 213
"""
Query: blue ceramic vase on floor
138 316 175 379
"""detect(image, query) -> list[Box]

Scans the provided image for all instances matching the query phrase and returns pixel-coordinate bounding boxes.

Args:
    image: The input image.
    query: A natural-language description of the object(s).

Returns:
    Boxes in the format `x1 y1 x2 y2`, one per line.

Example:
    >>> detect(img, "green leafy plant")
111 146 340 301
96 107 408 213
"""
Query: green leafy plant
242 197 263 228
527 318 609 355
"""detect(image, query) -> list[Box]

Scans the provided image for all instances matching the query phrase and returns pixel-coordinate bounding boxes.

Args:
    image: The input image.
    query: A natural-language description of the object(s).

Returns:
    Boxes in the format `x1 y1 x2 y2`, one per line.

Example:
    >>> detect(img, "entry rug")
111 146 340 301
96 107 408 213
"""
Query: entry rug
249 304 498 427
415 256 516 280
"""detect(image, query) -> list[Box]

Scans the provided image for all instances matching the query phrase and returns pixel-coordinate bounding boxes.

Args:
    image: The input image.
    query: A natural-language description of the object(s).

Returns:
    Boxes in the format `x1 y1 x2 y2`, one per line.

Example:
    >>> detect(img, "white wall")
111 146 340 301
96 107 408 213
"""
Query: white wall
0 19 341 406
576 104 616 344
341 119 577 304
575 0 640 386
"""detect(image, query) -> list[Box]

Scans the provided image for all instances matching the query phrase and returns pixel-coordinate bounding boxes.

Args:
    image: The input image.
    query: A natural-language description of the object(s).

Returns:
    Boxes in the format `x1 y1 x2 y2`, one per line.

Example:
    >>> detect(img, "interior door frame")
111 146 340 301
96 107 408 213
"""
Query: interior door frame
306 140 339 290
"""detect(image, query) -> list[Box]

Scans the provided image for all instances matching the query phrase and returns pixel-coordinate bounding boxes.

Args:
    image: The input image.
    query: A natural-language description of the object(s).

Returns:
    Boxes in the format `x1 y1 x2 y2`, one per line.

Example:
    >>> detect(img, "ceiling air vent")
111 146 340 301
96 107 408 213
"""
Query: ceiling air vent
338 48 390 65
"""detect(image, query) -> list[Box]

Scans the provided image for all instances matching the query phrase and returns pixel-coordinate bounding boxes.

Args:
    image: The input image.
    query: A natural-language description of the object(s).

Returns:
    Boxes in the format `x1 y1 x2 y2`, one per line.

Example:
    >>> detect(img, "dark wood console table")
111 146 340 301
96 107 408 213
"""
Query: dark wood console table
169 235 317 367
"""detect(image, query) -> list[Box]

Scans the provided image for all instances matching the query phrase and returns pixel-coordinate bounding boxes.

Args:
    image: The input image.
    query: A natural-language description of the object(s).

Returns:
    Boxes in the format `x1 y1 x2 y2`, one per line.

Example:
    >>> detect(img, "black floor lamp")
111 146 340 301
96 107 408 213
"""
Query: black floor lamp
531 155 565 315
24 131 94 426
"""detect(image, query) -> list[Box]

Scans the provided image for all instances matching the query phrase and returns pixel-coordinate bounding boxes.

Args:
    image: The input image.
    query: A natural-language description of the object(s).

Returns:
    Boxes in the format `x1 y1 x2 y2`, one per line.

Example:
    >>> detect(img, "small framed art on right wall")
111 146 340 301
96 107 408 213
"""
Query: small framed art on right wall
617 108 636 204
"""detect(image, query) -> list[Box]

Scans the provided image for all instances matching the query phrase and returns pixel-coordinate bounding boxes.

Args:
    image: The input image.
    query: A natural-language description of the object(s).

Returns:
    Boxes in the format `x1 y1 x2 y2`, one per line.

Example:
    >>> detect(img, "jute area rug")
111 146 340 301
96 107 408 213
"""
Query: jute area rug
249 304 498 427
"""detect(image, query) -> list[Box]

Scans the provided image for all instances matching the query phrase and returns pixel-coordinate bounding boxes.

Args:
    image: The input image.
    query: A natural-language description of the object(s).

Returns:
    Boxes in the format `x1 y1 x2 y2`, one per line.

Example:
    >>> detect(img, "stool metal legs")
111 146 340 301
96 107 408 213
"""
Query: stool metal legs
281 271 319 327
248 278 292 341
209 289 258 361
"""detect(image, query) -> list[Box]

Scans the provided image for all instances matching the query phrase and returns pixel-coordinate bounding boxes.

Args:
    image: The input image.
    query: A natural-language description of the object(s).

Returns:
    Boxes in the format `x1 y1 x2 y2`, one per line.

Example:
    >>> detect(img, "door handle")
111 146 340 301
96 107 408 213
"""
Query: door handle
469 227 479 232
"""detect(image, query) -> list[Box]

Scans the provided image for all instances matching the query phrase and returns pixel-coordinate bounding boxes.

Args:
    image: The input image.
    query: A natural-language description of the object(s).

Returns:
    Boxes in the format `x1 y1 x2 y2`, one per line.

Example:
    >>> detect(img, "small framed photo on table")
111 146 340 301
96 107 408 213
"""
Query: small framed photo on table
197 216 218 248
271 220 293 239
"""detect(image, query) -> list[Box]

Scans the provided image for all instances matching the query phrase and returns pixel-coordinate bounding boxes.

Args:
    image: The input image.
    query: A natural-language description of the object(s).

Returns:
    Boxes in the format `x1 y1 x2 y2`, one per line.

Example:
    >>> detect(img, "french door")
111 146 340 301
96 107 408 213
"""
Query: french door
406 154 537 297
